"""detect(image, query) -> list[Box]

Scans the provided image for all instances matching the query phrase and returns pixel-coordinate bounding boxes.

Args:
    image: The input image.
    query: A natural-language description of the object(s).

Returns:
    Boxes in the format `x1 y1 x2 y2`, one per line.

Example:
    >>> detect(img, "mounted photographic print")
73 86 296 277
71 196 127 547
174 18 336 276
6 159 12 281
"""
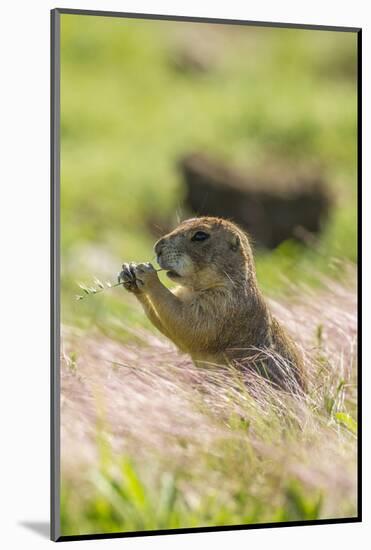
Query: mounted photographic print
51 8 361 542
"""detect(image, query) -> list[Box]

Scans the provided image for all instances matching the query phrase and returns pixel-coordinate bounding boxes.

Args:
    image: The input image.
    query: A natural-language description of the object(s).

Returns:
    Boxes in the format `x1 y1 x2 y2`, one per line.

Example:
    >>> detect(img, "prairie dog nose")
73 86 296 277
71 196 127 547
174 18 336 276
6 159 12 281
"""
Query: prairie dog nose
154 237 166 255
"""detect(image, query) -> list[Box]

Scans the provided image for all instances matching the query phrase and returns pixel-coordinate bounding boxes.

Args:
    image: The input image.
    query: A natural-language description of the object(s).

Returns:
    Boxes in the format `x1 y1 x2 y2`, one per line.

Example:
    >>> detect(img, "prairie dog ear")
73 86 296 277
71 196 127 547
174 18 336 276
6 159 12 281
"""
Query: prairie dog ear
230 233 240 251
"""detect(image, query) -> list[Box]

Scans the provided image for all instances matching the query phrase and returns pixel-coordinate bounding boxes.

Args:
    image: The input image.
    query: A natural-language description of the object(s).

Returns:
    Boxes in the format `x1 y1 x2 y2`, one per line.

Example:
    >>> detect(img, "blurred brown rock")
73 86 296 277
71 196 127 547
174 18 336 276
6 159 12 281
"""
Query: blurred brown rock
179 153 332 249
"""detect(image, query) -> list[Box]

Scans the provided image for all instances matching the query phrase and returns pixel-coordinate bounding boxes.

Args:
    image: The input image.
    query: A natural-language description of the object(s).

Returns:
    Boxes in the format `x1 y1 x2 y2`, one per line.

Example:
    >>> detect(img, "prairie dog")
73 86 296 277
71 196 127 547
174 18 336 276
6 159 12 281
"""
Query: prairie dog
119 217 305 392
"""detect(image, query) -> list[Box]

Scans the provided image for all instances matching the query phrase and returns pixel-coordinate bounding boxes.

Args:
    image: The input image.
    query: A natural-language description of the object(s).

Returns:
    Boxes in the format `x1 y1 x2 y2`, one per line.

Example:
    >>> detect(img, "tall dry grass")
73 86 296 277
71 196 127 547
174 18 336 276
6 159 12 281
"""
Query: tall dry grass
60 274 357 535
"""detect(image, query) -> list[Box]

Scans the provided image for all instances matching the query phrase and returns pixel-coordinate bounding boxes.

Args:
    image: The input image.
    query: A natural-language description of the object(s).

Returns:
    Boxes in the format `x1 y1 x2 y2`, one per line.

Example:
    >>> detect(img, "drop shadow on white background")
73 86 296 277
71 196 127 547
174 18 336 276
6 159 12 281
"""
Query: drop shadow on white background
18 522 49 540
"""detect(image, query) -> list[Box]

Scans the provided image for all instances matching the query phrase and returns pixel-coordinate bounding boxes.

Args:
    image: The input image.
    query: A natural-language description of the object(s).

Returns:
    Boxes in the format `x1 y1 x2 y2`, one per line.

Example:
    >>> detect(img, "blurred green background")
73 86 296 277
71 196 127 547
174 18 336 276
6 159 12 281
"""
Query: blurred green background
60 14 357 333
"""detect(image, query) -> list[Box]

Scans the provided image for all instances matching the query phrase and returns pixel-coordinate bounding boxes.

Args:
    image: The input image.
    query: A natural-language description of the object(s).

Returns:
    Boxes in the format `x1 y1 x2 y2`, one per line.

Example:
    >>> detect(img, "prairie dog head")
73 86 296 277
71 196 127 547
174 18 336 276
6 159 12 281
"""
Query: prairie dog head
154 217 256 290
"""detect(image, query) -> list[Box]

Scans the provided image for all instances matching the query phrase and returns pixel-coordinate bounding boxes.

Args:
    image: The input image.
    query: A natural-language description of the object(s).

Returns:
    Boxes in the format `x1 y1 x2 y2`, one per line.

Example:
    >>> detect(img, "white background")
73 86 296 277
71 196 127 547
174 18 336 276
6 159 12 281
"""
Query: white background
0 0 368 548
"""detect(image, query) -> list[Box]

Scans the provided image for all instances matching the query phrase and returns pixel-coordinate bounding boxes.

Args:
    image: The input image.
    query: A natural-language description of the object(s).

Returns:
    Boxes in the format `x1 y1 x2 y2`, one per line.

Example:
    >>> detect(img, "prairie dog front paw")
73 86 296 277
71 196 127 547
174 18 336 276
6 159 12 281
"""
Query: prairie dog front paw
118 262 140 293
118 262 159 293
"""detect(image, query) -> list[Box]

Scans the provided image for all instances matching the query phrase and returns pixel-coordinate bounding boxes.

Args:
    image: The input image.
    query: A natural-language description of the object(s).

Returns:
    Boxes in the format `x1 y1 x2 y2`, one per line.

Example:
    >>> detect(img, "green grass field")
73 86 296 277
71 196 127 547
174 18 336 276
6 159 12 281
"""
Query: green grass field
59 14 358 536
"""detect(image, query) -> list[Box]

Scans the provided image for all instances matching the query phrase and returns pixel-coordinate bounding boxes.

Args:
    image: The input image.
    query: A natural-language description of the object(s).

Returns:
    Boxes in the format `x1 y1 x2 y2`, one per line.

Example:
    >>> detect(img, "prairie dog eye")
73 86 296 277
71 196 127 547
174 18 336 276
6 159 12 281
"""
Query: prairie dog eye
191 231 210 242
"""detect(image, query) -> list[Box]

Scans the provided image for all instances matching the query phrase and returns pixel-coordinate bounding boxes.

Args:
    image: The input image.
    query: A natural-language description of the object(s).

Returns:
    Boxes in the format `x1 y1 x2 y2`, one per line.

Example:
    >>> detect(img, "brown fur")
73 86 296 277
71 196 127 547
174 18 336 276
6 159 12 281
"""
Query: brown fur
119 217 306 392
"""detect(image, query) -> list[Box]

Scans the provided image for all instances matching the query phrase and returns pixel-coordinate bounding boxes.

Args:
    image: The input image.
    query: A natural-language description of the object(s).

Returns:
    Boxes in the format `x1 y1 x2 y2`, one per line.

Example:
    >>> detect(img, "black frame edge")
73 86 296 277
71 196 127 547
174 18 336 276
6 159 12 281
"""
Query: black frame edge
356 28 362 523
57 517 361 542
54 7 361 33
51 7 61 543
